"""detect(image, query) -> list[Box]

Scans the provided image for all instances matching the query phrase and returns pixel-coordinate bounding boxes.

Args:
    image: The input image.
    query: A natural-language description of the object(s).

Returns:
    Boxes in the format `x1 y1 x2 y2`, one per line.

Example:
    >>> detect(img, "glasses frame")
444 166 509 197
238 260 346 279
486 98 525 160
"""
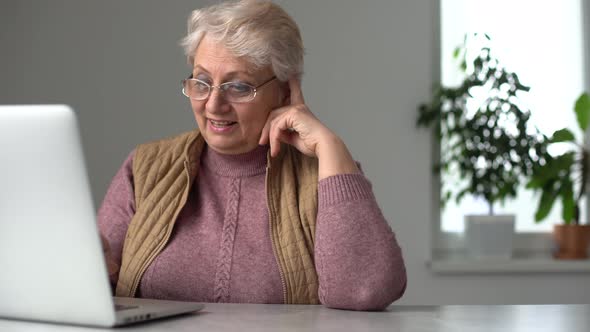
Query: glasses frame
181 74 277 103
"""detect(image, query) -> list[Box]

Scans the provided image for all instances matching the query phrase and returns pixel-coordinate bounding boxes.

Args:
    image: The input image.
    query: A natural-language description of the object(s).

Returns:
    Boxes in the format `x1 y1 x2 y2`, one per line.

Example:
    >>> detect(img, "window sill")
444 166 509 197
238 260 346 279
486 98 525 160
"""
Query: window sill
428 251 590 274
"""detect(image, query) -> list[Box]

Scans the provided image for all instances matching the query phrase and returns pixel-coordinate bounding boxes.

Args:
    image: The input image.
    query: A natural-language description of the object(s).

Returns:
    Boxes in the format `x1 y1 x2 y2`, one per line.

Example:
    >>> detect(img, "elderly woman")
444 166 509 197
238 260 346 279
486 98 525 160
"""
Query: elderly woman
99 0 406 311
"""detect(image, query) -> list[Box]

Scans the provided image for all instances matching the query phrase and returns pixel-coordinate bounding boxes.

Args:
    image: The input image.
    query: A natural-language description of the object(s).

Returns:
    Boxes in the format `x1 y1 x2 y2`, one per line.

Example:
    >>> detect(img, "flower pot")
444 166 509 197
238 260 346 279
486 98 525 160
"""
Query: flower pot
553 225 590 259
464 215 515 259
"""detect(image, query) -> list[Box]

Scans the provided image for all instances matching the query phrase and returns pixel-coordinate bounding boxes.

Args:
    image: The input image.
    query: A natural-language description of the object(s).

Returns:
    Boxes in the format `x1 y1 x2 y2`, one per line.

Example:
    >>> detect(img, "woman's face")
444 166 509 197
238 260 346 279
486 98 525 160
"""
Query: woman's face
189 36 284 155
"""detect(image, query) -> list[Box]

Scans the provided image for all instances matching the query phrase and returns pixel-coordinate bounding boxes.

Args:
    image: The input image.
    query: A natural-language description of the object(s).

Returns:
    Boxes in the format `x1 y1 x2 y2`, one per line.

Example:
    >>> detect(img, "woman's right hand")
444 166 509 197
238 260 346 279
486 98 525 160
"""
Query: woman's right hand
100 234 120 286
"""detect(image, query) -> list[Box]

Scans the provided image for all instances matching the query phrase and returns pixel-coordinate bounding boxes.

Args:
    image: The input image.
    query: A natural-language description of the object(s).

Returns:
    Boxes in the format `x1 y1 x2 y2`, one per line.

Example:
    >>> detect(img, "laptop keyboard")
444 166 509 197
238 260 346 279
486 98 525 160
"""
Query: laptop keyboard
115 304 140 311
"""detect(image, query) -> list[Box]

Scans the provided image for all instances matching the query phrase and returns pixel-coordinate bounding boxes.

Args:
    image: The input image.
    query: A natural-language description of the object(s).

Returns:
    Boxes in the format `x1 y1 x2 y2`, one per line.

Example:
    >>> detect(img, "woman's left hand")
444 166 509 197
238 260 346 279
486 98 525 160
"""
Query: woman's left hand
258 79 359 179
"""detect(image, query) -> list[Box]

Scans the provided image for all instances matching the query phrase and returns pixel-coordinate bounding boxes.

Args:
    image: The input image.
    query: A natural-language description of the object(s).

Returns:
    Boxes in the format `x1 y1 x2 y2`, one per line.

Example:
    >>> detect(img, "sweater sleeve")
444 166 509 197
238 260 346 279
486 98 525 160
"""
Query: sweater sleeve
315 173 407 311
97 150 136 286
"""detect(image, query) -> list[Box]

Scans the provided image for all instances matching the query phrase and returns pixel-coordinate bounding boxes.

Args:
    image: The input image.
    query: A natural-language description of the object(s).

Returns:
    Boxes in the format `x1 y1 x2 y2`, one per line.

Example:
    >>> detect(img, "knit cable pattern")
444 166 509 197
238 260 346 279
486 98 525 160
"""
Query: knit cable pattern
213 177 241 302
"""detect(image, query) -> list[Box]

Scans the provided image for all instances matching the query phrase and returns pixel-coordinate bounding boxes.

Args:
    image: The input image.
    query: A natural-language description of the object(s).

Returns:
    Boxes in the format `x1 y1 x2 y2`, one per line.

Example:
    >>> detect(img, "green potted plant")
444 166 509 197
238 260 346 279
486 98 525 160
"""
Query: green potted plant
527 92 590 259
417 34 548 258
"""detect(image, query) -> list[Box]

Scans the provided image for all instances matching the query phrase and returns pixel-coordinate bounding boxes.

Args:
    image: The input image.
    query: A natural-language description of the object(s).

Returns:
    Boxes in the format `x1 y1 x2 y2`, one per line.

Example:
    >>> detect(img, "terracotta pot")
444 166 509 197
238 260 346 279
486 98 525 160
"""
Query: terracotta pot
553 225 590 259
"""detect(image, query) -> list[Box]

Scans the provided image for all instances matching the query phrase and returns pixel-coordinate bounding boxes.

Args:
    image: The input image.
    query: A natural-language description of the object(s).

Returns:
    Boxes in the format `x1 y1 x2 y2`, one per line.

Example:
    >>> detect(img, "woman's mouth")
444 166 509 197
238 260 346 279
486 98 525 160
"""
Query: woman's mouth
208 119 237 133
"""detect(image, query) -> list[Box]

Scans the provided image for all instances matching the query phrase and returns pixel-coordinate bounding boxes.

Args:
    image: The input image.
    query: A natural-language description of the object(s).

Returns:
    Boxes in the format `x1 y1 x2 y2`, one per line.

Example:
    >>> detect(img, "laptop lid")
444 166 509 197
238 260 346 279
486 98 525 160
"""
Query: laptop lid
0 105 117 326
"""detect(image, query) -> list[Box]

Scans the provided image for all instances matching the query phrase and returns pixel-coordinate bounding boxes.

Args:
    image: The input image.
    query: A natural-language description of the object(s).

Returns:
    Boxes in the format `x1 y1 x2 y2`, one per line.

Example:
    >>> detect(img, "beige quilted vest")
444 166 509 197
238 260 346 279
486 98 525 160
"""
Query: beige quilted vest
115 130 320 304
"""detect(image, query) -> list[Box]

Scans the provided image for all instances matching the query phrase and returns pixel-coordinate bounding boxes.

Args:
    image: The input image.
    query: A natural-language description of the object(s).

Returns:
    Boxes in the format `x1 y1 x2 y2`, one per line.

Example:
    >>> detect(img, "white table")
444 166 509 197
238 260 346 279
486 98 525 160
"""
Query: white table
0 303 587 331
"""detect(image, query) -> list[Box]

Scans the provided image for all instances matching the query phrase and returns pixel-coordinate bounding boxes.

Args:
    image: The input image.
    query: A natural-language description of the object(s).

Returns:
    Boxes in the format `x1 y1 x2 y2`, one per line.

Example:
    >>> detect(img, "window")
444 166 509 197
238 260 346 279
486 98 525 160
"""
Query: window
438 1 586 245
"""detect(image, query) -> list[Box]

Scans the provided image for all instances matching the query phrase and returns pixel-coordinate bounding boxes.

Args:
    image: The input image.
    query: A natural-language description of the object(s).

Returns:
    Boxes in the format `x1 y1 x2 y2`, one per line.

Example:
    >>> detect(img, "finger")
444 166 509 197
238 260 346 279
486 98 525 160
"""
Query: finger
269 113 294 157
269 118 282 157
259 109 283 145
289 78 305 105
258 117 272 145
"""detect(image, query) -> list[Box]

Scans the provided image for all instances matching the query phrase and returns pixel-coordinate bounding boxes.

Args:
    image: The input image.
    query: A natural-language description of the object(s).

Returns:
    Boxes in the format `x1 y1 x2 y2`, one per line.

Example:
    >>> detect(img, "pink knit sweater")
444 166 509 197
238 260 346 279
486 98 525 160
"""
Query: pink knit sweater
98 144 406 310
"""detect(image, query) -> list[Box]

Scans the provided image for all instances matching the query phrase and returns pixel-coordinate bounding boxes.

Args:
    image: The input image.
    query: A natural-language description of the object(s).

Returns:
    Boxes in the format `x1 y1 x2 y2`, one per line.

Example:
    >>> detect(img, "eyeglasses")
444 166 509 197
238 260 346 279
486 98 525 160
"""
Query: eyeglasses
181 75 277 103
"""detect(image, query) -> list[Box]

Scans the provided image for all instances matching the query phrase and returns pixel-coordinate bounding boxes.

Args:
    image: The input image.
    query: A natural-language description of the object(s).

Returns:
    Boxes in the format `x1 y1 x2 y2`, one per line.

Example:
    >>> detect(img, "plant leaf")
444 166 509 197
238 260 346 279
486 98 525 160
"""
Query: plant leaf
526 178 543 189
531 152 575 185
560 183 575 223
453 46 461 59
460 61 467 72
549 128 576 143
574 92 590 131
535 189 558 223
455 188 469 204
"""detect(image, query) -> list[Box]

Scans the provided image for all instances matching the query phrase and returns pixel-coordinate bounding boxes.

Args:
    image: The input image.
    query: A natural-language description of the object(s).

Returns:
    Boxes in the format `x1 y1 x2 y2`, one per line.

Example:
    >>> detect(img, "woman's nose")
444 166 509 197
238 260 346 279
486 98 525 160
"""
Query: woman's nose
205 88 230 113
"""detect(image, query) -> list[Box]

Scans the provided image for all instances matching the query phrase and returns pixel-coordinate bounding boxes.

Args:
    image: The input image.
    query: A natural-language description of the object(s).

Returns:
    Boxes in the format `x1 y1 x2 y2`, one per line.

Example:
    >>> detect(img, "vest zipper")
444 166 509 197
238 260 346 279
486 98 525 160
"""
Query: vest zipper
129 230 173 297
265 165 288 304
128 161 193 297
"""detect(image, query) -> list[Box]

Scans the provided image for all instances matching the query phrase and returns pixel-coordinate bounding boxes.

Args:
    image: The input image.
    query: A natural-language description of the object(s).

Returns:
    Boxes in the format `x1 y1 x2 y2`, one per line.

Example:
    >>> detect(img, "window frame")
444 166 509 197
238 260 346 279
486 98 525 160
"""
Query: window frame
432 0 590 255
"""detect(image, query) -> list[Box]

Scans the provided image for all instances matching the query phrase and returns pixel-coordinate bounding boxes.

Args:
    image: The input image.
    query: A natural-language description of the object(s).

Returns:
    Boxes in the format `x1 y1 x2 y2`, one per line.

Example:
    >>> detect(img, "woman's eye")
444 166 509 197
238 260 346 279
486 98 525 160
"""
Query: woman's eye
227 83 251 94
193 80 210 93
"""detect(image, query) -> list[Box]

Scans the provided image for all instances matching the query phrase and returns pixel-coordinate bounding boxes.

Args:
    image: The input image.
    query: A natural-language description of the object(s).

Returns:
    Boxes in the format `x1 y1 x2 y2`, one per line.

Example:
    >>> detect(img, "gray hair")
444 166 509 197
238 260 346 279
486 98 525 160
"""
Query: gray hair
180 0 304 81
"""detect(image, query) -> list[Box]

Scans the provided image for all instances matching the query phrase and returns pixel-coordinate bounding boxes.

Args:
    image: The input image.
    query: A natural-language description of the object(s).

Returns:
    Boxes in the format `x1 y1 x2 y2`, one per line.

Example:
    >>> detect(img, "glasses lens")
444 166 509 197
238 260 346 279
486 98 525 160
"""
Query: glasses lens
222 82 254 102
184 79 210 100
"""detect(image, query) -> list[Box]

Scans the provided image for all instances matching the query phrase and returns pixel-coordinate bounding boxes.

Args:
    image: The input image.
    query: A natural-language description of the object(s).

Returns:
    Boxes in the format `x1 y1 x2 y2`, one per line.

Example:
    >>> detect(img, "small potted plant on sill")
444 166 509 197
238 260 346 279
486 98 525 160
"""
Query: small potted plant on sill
417 34 548 259
527 92 590 259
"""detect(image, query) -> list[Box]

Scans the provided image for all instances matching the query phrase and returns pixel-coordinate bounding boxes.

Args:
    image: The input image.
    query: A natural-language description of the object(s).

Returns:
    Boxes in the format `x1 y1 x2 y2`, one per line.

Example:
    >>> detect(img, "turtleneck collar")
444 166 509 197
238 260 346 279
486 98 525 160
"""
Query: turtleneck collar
201 144 269 178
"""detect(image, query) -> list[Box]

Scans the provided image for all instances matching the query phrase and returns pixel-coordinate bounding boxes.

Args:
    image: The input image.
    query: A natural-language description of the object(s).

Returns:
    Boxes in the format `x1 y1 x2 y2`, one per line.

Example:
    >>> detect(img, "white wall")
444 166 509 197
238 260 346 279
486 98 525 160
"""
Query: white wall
2 0 589 305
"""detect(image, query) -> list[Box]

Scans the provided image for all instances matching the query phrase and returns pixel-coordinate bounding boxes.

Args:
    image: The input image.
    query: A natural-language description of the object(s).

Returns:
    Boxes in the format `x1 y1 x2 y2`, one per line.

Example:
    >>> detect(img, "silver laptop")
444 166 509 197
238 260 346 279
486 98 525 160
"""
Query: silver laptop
0 105 204 327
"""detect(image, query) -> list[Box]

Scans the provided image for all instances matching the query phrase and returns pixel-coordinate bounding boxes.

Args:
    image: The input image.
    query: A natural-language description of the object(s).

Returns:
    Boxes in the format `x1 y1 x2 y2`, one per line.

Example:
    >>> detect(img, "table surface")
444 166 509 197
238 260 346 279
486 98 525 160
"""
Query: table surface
0 303 588 331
